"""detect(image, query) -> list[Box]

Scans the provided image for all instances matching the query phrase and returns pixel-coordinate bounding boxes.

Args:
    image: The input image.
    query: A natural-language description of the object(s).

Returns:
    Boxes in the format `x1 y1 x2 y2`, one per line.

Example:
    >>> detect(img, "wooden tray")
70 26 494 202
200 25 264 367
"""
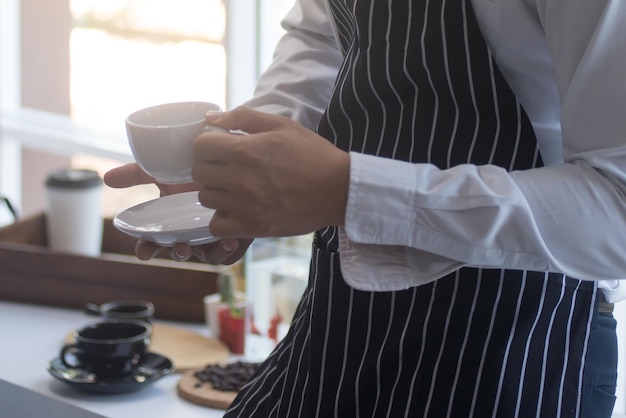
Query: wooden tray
0 214 229 322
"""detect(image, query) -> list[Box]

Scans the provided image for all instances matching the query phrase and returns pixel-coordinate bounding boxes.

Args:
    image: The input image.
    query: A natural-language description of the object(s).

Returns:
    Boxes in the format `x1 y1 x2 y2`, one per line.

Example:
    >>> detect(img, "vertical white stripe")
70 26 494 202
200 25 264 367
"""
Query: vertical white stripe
421 0 440 164
423 272 460 416
440 0 461 168
468 270 506 416
314 252 335 416
379 0 404 158
231 280 315 417
363 0 386 155
446 274 482 416
400 0 420 162
319 225 338 246
296 373 310 418
326 1 357 152
345 0 370 157
232 364 281 417
513 276 549 417
334 66 355 151
532 146 541 169
461 0 481 163
404 282 438 418
534 275 566 416
329 1 353 49
372 293 397 415
491 272 528 418
385 289 418 418
486 56 501 165
559 280 596 417
232 281 314 416
322 56 347 149
280 252 318 417
263 369 290 416
353 293 375 417
506 101 522 171
333 287 355 416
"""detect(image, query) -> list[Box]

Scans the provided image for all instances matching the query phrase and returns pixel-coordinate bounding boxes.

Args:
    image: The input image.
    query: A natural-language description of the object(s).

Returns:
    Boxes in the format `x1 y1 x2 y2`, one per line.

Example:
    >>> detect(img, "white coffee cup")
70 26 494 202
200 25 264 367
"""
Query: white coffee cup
125 101 225 184
45 168 103 256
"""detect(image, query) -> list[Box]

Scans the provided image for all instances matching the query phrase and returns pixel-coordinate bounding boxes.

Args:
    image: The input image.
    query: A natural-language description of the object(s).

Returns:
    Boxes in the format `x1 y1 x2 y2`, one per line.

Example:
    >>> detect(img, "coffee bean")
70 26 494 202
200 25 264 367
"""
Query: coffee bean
193 361 260 392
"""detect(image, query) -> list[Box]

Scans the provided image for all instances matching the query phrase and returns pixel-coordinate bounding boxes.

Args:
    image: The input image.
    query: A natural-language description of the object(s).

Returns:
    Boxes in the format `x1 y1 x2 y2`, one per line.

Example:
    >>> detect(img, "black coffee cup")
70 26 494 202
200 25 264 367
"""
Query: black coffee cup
84 300 155 324
60 320 152 378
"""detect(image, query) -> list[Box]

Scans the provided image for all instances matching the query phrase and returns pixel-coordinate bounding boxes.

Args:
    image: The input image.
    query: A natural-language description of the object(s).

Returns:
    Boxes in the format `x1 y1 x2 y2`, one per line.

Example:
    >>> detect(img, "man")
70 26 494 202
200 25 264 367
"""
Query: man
105 0 626 416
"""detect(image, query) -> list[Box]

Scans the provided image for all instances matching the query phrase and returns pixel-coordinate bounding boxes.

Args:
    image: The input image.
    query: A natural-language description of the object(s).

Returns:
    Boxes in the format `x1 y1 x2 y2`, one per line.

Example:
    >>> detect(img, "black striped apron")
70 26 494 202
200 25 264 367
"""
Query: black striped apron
225 0 596 416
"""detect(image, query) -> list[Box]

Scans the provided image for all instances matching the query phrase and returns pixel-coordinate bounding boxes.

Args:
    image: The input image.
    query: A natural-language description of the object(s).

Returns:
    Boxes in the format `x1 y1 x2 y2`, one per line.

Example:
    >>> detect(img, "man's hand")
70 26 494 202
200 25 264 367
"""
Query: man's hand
194 107 350 238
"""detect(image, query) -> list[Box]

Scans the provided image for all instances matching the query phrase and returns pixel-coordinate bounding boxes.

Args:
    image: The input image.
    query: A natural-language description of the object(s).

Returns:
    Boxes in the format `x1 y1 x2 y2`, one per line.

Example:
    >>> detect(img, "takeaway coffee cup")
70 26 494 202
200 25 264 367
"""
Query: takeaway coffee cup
84 300 155 324
45 168 103 256
60 320 151 378
125 101 226 184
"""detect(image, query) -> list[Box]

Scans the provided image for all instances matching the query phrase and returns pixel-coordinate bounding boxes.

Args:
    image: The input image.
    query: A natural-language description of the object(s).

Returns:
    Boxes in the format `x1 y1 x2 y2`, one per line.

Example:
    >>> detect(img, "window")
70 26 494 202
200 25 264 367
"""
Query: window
0 0 294 219
68 0 229 214
68 0 294 138
67 0 296 215
69 0 227 137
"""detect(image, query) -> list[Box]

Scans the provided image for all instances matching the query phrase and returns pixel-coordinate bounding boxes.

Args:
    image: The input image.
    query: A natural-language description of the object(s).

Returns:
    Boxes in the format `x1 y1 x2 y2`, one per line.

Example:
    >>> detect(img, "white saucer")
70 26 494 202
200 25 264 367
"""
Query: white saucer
113 192 218 246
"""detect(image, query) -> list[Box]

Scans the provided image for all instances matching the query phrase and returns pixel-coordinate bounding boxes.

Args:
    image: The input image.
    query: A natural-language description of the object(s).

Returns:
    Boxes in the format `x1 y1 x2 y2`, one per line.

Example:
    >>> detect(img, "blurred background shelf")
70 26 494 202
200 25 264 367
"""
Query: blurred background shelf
0 213 228 322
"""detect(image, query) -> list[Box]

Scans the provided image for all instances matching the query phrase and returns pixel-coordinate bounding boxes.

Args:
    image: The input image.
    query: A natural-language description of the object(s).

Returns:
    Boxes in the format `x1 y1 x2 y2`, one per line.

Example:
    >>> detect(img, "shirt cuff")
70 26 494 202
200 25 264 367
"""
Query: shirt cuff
338 152 464 291
338 228 464 291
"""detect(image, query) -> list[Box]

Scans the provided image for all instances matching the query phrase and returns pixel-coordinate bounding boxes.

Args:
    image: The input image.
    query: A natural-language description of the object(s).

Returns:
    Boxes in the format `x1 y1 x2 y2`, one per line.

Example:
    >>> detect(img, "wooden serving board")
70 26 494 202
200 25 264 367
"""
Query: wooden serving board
66 322 230 373
149 323 230 372
177 370 238 410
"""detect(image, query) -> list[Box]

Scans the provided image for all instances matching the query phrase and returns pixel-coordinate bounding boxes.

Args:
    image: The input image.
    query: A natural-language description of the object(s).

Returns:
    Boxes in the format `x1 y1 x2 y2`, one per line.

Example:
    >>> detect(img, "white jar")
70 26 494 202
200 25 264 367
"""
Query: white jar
45 168 103 256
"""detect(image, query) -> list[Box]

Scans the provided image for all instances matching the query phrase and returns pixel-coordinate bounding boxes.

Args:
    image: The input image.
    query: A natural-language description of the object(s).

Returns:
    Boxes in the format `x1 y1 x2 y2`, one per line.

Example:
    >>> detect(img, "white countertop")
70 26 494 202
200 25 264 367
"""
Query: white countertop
0 301 225 418
3 300 626 418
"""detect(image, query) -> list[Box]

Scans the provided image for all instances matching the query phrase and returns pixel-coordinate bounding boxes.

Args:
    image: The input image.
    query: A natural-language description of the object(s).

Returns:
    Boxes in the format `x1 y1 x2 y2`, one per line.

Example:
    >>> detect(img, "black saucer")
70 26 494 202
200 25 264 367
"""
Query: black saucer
47 352 174 394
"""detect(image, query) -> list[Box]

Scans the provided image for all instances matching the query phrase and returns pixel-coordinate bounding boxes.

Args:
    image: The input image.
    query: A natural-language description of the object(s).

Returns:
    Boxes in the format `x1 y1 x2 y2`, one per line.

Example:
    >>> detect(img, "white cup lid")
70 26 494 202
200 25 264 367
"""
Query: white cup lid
45 168 103 189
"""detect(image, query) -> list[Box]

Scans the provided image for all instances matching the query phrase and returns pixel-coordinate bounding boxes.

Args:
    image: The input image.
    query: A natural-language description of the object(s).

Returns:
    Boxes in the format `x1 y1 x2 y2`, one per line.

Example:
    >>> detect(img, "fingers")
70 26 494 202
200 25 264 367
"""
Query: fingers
135 240 162 260
219 238 254 265
207 210 257 238
142 238 247 265
105 162 199 198
169 243 192 261
193 136 238 166
104 163 154 188
204 106 288 135
190 238 241 264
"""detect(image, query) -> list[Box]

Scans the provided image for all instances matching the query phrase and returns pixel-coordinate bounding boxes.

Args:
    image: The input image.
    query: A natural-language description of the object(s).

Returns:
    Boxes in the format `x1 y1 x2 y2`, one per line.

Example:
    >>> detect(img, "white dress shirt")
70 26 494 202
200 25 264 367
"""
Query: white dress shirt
244 0 626 301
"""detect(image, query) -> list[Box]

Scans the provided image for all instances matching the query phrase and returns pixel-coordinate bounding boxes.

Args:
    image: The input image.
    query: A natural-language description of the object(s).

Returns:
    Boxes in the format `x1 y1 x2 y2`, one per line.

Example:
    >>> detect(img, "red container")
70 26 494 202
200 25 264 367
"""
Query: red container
218 306 245 354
